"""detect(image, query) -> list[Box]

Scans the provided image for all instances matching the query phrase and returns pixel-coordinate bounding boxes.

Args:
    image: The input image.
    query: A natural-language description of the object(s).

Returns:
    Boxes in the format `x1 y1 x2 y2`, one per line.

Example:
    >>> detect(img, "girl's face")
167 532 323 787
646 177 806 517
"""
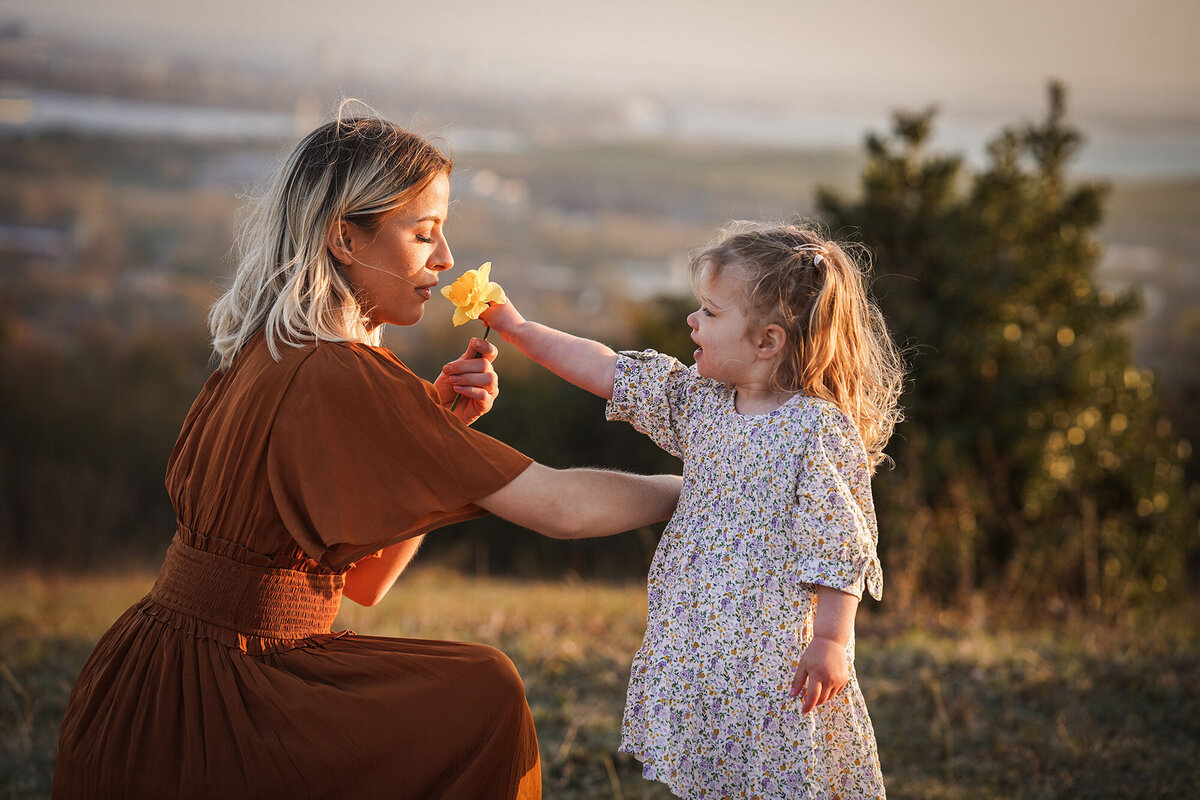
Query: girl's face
339 172 453 329
686 267 764 385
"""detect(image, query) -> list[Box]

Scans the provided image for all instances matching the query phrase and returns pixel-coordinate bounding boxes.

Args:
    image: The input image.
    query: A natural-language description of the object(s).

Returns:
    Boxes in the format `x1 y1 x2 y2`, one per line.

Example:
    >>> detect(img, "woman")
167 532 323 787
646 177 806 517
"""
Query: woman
53 114 681 799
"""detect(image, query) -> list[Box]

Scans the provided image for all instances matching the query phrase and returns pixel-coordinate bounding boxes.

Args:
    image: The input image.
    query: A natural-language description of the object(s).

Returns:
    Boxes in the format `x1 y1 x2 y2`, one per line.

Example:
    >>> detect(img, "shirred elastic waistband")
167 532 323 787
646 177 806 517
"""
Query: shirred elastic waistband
149 533 344 639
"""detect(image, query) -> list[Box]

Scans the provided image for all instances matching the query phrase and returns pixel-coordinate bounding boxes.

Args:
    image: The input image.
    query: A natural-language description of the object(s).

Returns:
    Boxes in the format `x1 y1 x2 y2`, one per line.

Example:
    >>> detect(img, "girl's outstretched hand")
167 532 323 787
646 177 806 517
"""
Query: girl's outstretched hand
479 298 524 339
790 636 851 714
435 337 499 425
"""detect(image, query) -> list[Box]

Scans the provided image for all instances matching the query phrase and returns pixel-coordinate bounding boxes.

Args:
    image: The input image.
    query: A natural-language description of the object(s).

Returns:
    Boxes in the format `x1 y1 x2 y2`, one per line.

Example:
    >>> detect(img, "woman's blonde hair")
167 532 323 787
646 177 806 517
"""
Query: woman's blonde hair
208 108 452 369
690 220 905 472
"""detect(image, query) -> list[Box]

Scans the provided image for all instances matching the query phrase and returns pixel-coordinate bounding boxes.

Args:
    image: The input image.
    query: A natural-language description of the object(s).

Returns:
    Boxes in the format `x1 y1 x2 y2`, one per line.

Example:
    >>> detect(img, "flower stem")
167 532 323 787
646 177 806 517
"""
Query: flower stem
450 325 492 413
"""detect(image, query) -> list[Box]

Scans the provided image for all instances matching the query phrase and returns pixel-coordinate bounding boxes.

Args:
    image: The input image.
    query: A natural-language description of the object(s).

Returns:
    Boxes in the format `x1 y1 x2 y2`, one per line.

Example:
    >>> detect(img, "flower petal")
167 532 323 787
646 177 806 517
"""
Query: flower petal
443 261 505 324
482 284 507 306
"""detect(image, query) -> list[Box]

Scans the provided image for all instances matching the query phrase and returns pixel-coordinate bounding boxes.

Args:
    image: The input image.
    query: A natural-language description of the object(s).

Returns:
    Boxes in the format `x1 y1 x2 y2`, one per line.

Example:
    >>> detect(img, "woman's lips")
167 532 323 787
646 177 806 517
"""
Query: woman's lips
416 285 433 300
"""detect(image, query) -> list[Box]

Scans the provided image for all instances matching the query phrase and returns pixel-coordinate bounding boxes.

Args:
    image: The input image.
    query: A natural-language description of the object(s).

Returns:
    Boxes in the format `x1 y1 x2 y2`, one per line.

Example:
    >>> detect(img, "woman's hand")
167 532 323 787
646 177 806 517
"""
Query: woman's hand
790 636 851 714
435 337 499 425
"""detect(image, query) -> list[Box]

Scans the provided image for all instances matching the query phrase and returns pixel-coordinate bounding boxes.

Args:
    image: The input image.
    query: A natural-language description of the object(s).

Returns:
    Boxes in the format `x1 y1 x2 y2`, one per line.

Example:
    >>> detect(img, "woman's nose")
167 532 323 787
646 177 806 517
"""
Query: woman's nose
432 237 453 272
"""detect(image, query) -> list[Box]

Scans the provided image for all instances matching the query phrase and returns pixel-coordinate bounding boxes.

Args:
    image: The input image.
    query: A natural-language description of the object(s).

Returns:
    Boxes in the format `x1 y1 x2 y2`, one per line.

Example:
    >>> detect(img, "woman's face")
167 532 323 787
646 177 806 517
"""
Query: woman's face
339 172 453 329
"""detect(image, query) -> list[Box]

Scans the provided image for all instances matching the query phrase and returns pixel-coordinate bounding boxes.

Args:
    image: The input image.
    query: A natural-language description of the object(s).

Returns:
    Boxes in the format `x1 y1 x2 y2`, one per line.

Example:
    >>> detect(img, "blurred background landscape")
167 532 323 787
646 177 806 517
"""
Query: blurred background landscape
1 1 1198 796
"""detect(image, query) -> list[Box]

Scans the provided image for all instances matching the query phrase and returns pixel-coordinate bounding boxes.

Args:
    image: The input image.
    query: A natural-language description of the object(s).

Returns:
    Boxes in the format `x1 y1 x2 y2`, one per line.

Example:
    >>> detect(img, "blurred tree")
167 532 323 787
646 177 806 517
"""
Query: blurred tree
629 295 699 364
819 82 1197 613
0 323 211 566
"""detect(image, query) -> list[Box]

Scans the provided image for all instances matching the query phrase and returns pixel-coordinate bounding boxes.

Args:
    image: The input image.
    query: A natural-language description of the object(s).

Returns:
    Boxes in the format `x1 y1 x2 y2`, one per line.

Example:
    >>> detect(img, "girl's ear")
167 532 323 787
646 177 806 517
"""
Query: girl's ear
755 323 787 361
325 219 352 265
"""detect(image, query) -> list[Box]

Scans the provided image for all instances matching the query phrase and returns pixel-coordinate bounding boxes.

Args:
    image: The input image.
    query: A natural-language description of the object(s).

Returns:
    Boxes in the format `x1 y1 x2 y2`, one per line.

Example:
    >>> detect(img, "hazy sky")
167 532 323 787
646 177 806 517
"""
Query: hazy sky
3 0 1198 124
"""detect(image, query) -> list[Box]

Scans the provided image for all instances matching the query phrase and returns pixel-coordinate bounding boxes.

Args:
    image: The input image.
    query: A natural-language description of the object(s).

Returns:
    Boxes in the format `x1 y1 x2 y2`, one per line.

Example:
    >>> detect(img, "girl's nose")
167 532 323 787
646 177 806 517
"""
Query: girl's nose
686 310 699 330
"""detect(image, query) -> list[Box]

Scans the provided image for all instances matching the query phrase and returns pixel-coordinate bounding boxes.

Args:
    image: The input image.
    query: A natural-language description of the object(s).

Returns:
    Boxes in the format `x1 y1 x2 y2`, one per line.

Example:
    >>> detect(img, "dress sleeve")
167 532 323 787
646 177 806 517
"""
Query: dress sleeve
792 402 884 601
267 342 533 571
604 349 704 459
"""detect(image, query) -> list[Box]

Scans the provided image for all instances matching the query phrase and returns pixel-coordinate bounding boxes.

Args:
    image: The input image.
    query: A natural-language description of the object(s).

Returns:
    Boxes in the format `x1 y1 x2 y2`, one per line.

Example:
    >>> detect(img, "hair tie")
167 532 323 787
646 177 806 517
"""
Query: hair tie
792 243 827 269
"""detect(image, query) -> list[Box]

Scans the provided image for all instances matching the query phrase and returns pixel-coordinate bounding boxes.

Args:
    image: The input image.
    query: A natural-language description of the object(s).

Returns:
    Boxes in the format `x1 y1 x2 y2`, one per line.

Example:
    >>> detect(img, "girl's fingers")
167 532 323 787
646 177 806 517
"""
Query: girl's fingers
801 678 824 714
789 666 807 698
814 680 846 711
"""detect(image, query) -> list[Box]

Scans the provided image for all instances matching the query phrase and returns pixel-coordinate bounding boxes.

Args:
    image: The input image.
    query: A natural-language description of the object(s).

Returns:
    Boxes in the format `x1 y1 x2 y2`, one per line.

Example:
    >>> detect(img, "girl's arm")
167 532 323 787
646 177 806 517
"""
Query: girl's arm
790 586 860 713
476 463 681 538
478 301 618 399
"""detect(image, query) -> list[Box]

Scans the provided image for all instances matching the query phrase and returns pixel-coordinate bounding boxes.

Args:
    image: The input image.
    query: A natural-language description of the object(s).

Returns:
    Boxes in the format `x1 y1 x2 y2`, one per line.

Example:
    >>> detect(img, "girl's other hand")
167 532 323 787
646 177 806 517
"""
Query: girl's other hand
436 338 499 425
790 636 850 714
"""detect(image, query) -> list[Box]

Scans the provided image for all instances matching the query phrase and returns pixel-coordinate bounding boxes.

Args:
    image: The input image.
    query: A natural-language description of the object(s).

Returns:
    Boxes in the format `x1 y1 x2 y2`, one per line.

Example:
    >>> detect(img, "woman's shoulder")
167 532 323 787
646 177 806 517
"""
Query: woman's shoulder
267 338 434 413
289 339 417 382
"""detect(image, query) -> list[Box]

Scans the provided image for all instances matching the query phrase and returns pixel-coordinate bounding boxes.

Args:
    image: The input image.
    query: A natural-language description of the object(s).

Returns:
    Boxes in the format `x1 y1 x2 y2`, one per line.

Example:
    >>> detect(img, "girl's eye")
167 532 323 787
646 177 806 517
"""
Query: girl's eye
702 307 714 317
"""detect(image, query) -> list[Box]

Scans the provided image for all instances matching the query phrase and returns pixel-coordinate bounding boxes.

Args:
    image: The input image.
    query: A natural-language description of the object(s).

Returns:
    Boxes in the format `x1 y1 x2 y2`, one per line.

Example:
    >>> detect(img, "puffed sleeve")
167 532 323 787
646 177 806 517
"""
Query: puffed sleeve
793 401 883 601
605 349 710 459
267 342 533 571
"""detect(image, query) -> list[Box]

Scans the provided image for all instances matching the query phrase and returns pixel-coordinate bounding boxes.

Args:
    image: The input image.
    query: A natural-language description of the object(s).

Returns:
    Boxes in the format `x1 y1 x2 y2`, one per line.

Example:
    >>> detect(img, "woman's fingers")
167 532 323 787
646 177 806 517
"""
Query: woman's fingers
463 337 497 362
443 340 498 376
452 383 491 401
448 365 498 393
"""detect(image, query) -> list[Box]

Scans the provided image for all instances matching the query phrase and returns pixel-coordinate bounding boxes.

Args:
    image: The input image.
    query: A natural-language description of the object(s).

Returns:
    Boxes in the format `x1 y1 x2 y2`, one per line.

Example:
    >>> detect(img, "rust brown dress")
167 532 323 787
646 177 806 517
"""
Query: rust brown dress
53 333 541 799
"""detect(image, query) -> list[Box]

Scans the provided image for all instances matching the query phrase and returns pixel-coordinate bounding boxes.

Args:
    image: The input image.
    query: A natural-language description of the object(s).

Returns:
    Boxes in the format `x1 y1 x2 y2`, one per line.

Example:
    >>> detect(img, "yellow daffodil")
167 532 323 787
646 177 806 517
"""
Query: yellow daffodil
441 261 507 326
441 262 507 412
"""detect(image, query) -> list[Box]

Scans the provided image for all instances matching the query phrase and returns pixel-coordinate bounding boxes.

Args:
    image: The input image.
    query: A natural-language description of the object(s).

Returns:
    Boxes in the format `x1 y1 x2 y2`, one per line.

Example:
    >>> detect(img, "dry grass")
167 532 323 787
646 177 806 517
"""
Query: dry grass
2 568 1198 799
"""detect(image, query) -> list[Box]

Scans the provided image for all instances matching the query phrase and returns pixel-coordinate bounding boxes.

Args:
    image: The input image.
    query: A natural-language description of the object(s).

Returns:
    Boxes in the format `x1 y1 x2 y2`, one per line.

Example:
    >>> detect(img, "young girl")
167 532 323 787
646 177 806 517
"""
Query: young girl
479 221 903 799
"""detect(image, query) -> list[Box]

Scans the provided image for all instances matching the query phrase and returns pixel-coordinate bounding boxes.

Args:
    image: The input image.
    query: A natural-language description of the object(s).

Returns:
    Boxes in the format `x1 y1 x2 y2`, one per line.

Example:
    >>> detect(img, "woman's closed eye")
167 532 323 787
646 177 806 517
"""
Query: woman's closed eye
416 234 433 243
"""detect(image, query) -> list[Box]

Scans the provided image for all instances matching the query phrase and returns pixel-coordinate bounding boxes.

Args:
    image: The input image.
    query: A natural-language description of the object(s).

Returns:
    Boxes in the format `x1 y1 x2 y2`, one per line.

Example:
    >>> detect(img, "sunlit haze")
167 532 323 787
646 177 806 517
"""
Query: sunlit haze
4 0 1198 124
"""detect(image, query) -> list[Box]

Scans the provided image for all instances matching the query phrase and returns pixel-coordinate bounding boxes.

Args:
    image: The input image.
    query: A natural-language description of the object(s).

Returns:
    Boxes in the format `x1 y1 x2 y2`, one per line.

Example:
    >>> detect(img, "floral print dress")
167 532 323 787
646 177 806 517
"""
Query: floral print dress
607 350 886 800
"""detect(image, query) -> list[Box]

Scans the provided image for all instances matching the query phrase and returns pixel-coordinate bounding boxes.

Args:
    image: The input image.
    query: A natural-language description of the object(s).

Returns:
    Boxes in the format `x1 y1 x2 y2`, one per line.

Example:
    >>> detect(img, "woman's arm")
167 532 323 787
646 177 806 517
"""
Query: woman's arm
342 535 425 607
476 463 681 538
479 301 618 399
343 464 680 606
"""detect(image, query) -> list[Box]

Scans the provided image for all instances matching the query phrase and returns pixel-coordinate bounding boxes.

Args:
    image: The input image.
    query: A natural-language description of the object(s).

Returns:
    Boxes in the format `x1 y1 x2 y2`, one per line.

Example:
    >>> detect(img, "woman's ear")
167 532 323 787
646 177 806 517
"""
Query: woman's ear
755 324 787 361
325 219 351 265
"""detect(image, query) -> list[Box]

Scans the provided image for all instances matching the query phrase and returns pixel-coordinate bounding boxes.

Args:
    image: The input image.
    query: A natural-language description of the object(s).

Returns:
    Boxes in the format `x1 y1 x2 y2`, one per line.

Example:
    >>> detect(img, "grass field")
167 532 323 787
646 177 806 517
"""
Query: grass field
2 568 1198 799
